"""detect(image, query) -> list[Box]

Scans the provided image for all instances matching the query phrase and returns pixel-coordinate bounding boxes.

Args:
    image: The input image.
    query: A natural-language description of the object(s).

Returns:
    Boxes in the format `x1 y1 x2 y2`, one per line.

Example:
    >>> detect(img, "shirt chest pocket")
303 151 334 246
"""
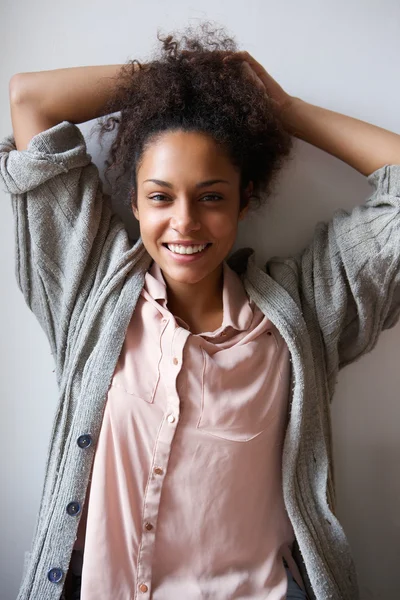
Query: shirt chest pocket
197 331 285 442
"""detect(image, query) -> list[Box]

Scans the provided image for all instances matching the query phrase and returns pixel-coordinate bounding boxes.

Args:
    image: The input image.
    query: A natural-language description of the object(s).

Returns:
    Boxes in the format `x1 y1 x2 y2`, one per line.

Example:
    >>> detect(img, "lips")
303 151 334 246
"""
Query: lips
162 242 211 247
162 242 212 261
165 242 211 255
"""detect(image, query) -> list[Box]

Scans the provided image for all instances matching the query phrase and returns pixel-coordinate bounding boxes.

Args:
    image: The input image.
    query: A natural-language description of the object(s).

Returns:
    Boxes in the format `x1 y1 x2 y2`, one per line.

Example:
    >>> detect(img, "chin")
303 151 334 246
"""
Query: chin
161 264 216 285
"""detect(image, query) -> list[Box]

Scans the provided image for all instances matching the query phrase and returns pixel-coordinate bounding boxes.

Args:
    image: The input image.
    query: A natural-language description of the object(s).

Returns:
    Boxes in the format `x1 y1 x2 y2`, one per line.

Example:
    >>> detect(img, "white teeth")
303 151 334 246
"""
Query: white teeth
167 243 208 255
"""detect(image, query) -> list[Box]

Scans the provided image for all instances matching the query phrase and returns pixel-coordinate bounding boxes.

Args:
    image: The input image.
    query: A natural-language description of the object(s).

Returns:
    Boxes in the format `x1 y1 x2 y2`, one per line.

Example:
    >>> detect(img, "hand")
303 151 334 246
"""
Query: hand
223 51 294 114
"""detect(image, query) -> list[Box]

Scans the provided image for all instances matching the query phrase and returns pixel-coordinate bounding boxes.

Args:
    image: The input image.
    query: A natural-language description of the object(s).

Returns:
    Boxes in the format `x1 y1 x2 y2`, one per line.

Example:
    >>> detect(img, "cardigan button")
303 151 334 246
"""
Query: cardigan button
66 501 81 516
77 434 92 449
47 567 63 583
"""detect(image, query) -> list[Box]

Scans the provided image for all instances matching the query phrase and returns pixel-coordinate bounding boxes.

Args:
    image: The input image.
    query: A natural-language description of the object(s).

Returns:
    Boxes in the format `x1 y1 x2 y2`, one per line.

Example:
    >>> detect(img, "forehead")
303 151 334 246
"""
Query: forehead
138 130 239 180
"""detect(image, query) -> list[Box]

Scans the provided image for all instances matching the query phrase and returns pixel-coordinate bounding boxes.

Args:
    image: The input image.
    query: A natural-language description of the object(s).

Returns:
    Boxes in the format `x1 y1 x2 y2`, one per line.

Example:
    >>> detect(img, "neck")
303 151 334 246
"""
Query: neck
162 263 224 334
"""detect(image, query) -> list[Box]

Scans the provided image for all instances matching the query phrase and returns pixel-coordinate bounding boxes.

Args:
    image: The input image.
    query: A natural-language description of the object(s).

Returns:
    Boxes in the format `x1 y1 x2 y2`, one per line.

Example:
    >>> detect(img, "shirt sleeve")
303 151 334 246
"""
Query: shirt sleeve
288 163 400 378
0 120 126 379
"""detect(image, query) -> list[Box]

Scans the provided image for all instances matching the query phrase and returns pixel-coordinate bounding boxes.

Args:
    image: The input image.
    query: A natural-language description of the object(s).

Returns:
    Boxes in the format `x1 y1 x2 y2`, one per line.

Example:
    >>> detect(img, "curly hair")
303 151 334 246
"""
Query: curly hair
94 21 294 212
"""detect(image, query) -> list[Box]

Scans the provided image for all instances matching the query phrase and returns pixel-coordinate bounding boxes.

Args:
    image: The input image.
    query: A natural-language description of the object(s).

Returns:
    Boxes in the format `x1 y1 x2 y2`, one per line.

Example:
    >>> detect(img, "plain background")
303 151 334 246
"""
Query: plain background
0 1 399 599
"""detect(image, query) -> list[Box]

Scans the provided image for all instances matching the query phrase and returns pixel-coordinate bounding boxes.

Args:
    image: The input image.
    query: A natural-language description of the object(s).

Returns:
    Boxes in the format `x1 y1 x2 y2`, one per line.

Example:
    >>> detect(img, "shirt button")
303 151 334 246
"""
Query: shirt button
47 567 64 583
77 434 92 449
154 467 164 475
173 357 178 365
161 317 168 323
66 501 81 516
167 414 176 423
267 331 272 336
139 583 148 593
144 522 154 531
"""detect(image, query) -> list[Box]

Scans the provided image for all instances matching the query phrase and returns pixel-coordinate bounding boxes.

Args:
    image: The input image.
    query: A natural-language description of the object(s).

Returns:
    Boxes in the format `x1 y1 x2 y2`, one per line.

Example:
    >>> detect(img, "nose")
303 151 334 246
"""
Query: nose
170 199 201 234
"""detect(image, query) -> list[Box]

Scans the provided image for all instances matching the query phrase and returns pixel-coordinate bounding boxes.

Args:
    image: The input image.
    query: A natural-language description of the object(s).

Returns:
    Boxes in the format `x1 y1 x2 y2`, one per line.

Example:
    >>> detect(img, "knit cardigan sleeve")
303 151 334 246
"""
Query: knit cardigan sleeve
0 120 127 382
293 163 400 374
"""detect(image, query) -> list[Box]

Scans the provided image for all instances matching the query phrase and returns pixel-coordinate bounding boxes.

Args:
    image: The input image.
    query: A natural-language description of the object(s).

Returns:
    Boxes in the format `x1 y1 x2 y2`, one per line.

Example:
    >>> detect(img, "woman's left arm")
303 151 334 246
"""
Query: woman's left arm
232 50 400 175
235 51 400 372
281 97 400 176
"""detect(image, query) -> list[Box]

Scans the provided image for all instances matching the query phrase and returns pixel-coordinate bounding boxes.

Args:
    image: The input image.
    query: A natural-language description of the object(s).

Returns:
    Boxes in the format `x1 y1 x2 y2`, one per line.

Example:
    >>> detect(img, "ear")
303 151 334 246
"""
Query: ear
239 181 253 221
131 192 139 221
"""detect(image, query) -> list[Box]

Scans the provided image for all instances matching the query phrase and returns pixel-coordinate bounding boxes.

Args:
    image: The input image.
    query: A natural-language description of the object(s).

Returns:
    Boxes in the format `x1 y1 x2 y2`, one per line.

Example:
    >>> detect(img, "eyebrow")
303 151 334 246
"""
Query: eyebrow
143 178 231 189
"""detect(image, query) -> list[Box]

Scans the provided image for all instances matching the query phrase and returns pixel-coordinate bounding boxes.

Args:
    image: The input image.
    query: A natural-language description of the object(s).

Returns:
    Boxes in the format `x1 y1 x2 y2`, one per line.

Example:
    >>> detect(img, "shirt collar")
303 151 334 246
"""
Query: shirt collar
144 260 253 333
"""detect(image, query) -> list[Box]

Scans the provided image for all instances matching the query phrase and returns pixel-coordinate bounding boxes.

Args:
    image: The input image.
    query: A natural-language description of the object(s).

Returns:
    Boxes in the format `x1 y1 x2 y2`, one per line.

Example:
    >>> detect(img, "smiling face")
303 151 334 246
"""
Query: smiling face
132 129 251 288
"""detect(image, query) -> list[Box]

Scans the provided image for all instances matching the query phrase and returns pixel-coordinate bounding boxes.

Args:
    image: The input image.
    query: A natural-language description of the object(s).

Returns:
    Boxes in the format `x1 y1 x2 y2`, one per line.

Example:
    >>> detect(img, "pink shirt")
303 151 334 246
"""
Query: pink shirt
73 259 304 599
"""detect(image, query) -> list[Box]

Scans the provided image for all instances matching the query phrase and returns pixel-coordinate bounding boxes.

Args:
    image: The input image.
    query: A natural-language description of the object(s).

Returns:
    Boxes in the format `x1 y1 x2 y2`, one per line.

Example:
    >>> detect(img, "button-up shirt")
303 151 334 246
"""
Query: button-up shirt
73 259 303 599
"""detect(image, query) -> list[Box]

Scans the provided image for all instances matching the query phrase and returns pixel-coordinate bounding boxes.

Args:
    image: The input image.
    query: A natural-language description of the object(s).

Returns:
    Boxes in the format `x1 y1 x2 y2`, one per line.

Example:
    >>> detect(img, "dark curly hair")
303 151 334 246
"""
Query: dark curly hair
94 21 294 213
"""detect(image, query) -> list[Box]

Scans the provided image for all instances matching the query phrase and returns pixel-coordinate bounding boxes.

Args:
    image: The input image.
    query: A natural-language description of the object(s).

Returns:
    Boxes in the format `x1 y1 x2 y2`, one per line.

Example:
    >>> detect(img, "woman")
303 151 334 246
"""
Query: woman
2 22 400 600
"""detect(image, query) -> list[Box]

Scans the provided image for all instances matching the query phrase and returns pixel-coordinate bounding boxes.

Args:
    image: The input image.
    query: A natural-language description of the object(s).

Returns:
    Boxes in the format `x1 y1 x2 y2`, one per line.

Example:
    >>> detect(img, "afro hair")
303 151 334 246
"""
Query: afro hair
95 21 294 212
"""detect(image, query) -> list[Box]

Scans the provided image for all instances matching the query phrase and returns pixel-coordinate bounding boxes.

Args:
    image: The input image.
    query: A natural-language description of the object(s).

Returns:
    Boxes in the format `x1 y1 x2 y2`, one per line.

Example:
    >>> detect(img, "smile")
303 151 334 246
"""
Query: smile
166 243 209 255
162 243 212 262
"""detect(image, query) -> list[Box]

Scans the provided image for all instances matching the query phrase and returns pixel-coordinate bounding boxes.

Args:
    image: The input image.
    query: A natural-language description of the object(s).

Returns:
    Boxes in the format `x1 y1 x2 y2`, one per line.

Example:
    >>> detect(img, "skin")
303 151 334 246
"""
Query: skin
132 129 253 333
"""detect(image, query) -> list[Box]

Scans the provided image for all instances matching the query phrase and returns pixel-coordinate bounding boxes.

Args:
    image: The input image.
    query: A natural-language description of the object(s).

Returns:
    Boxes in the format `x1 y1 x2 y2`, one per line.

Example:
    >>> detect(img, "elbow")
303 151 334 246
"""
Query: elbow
9 73 32 105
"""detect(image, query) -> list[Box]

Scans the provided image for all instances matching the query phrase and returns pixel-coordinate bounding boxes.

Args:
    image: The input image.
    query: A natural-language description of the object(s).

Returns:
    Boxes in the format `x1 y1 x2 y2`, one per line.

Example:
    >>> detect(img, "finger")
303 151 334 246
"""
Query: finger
242 62 265 89
223 53 236 62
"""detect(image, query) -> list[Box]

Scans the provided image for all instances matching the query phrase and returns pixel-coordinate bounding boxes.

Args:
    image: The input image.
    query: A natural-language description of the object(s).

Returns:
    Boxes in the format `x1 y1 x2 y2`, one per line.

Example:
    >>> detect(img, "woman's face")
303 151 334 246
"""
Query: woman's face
132 129 251 286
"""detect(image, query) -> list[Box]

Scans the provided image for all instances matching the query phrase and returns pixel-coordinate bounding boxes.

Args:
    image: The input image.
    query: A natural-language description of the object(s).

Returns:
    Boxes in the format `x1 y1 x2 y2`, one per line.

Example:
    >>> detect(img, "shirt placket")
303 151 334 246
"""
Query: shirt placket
135 317 190 598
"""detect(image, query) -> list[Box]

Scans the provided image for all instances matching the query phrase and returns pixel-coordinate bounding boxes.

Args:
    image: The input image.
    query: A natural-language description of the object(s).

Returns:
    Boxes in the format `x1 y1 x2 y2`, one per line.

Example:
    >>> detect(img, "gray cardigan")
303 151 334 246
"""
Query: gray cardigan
1 121 399 600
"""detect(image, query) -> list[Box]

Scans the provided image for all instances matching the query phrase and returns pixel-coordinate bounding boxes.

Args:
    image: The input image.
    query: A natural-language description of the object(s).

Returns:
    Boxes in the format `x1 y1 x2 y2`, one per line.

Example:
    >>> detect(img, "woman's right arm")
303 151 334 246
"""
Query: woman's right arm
2 64 137 381
9 64 126 150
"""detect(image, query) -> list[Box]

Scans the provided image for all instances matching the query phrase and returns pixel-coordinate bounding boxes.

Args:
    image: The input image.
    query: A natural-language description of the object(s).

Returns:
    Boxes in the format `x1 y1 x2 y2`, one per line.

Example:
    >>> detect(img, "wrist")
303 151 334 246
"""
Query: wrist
278 96 307 136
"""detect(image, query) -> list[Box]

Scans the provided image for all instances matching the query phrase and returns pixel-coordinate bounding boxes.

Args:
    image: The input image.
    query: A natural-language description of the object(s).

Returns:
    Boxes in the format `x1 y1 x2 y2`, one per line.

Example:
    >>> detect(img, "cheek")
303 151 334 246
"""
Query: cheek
209 212 239 239
137 212 165 240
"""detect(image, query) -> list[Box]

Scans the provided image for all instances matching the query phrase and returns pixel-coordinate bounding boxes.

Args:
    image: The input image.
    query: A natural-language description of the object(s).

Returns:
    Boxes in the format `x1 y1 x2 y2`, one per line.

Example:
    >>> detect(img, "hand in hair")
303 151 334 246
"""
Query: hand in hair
223 51 293 115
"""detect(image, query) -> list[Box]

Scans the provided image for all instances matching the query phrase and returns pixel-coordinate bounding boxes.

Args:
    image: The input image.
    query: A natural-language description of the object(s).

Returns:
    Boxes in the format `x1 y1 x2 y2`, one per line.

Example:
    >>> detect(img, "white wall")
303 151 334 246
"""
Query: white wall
1 1 399 598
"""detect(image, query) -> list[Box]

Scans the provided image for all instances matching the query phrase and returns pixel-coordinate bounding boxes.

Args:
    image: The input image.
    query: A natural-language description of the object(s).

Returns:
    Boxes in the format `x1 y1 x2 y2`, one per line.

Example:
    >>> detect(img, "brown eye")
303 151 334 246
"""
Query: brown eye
201 195 222 202
150 194 169 202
